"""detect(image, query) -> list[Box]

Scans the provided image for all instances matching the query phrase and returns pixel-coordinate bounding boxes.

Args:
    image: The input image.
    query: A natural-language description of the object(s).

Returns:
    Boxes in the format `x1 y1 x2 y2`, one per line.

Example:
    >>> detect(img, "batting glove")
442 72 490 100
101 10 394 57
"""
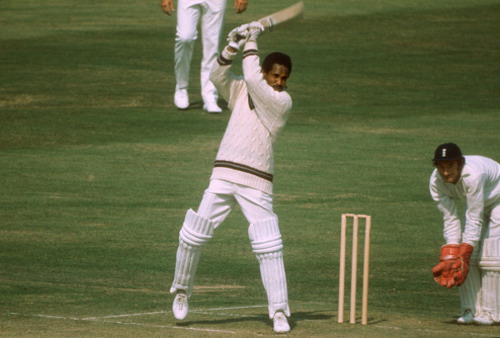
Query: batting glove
227 24 249 51
247 21 264 42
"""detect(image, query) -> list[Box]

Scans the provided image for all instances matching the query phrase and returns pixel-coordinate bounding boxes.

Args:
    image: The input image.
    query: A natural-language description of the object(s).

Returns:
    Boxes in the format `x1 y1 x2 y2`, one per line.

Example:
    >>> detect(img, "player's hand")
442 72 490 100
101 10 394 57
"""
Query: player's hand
234 0 248 13
432 259 462 288
432 243 474 288
227 24 248 51
432 244 460 288
247 21 264 42
161 0 175 16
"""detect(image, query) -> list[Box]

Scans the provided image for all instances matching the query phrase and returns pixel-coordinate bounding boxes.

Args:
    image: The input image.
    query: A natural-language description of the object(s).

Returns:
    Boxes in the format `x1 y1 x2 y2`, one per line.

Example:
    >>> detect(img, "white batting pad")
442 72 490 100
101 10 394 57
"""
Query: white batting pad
249 218 290 318
479 238 500 272
479 238 500 322
170 209 214 296
481 271 500 322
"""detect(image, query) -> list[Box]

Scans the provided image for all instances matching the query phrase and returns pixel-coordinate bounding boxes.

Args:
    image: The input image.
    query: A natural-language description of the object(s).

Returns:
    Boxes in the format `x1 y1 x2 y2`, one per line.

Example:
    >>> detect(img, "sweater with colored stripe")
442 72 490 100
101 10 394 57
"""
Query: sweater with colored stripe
209 41 292 194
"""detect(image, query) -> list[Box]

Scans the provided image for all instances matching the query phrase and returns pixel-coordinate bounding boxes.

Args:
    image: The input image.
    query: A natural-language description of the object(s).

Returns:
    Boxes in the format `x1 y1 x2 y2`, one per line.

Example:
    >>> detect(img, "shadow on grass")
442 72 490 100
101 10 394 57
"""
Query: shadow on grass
294 311 390 326
442 319 500 327
174 99 228 112
176 310 339 331
289 311 333 330
175 313 269 328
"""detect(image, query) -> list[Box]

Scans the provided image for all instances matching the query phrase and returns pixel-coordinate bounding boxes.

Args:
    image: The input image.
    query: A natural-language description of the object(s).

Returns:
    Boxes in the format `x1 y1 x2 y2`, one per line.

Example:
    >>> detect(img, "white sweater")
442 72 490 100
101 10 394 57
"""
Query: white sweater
429 155 500 247
209 41 292 194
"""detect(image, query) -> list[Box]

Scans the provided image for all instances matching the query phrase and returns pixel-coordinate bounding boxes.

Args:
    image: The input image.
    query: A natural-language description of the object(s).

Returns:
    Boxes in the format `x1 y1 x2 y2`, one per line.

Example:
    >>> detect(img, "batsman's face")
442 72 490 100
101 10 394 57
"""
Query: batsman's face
262 64 290 92
436 160 461 184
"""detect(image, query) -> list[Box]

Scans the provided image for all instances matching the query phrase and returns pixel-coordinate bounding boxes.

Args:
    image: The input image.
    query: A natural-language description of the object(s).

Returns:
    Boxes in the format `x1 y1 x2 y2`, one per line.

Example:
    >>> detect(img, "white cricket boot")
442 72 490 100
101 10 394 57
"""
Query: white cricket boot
273 311 290 333
174 89 189 109
203 99 222 114
473 312 494 326
457 310 474 324
172 291 188 320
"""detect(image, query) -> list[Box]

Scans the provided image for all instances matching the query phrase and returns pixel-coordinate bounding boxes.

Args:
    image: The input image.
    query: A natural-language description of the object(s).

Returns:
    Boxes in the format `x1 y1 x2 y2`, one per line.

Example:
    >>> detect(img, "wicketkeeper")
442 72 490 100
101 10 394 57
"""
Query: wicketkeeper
430 143 500 325
168 22 293 333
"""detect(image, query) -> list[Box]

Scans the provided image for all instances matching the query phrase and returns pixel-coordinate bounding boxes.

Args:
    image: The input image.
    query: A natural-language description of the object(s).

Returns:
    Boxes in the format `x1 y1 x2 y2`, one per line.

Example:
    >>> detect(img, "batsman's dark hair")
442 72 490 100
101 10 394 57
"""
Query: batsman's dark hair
262 52 292 74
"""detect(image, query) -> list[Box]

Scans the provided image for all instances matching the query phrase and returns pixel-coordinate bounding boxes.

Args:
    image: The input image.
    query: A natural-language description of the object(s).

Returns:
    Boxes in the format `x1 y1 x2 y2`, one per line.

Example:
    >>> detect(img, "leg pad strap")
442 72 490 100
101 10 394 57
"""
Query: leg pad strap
249 217 283 254
479 238 500 271
179 209 214 246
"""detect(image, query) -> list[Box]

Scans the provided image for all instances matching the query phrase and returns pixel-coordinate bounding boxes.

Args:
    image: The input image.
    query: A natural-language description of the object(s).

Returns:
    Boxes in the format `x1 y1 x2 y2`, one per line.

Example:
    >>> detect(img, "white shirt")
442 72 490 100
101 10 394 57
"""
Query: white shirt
209 41 292 194
429 155 500 247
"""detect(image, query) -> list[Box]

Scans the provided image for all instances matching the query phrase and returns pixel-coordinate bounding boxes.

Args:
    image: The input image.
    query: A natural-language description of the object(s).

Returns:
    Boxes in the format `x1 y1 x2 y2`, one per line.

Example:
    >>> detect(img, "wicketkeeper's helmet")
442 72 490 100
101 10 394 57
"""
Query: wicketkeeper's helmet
433 143 463 162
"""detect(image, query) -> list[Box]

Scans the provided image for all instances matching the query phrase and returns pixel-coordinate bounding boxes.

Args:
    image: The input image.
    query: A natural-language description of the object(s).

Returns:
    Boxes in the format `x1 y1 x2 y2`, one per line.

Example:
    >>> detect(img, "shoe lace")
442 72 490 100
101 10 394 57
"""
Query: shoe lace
176 294 187 308
274 313 286 325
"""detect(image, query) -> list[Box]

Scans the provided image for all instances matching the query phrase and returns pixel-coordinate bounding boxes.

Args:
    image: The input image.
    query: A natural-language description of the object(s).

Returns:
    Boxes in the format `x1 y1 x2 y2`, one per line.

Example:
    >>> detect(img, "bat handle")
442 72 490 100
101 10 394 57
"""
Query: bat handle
235 33 246 41
260 17 275 31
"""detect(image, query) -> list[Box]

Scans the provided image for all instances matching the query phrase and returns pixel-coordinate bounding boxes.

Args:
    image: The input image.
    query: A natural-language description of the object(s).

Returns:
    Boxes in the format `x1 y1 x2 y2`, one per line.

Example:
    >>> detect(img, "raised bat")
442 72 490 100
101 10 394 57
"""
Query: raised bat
258 1 304 31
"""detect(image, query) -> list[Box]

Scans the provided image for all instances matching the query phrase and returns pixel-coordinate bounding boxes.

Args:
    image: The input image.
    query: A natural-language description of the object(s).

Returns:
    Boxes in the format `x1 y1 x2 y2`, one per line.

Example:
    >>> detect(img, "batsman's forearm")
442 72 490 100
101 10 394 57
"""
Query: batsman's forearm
210 51 234 102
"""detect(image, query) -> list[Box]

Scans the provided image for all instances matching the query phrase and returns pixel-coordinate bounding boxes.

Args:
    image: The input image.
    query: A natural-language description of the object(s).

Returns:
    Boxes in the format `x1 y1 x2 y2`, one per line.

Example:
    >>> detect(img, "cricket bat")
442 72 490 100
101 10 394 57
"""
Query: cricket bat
258 1 304 31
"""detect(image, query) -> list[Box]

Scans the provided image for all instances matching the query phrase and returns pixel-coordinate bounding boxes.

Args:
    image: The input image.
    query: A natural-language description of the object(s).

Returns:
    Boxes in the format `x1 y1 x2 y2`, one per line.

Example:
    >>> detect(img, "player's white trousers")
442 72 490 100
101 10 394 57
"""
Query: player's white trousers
174 0 226 103
197 179 276 227
171 179 290 318
459 254 482 315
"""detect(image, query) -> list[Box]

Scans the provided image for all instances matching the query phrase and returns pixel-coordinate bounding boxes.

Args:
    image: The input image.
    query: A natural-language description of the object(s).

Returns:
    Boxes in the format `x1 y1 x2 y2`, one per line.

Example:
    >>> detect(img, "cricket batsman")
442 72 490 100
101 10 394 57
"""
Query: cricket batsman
430 143 500 325
168 21 293 333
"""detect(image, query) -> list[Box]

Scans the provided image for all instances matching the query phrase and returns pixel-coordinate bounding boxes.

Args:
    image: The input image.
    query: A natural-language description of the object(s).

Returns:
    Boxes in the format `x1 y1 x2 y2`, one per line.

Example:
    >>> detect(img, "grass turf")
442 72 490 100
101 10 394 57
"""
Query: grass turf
1 0 499 336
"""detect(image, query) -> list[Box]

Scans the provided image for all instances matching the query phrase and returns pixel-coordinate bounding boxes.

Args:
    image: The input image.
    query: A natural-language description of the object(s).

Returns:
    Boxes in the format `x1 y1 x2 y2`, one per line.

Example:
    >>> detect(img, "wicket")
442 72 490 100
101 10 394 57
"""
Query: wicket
338 213 371 325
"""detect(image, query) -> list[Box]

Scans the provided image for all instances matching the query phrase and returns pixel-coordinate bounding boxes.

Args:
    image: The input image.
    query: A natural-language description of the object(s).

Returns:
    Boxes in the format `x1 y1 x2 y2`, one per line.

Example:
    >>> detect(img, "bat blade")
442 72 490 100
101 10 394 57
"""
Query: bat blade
258 1 304 31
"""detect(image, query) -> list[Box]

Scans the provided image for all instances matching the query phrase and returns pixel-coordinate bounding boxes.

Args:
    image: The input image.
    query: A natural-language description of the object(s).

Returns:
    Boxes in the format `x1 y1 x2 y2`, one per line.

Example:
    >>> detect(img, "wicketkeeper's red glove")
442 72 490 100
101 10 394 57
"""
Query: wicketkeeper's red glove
432 243 473 288
432 244 460 288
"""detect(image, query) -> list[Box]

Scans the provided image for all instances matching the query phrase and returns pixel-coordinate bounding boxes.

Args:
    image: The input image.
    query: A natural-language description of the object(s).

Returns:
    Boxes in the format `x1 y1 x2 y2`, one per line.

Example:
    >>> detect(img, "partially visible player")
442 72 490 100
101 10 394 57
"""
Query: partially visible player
161 0 249 113
430 143 500 325
168 22 293 333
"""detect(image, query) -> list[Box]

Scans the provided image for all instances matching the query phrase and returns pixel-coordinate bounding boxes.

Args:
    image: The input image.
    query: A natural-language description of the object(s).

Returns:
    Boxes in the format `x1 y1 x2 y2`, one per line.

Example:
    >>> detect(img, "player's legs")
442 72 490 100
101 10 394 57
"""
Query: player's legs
170 209 215 297
248 217 290 315
197 179 237 227
248 217 290 333
173 179 269 297
458 255 482 323
235 185 290 332
475 205 500 324
174 0 201 108
199 0 226 112
170 208 214 320
171 180 236 293
234 184 275 224
475 270 500 324
170 180 236 320
476 237 500 325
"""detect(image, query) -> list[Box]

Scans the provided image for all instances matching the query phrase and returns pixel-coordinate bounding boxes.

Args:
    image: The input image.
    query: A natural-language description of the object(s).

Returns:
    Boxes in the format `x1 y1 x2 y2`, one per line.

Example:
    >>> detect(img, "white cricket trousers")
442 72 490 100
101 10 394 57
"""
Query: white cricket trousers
197 179 276 226
174 0 226 103
194 179 290 318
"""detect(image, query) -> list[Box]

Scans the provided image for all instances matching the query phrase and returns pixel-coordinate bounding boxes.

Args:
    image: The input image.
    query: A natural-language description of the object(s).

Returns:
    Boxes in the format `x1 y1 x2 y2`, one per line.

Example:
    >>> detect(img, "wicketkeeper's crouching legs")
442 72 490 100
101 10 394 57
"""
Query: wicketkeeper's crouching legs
249 217 291 319
170 209 215 296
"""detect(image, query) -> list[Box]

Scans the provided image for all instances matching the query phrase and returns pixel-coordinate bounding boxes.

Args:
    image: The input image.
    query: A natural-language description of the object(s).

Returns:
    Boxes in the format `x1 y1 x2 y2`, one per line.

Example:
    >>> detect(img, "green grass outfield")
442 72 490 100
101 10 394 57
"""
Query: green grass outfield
1 0 499 336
